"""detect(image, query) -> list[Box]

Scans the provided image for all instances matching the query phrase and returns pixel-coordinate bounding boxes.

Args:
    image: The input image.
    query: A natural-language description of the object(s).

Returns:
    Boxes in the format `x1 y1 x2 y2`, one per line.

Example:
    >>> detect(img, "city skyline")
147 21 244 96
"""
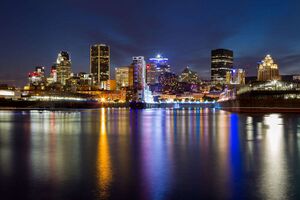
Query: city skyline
1 0 300 86
0 46 292 86
2 1 300 200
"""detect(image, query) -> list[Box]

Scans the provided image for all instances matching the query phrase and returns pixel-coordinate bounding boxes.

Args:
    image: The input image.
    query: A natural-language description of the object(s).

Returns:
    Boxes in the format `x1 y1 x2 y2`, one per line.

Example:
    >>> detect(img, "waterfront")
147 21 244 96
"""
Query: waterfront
1 108 300 199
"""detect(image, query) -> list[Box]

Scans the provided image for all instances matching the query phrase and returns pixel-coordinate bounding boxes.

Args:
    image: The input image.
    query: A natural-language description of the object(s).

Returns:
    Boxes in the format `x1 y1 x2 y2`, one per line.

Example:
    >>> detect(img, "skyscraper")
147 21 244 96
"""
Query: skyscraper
56 51 72 85
132 56 146 90
90 44 110 88
28 66 46 87
211 49 233 84
146 63 156 85
115 66 134 89
226 68 245 85
179 66 200 84
131 56 154 102
257 55 280 81
50 65 57 83
147 54 170 85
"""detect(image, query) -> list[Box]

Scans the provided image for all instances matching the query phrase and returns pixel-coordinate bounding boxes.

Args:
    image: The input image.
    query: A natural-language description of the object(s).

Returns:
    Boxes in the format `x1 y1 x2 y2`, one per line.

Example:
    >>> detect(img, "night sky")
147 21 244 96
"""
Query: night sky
1 0 300 86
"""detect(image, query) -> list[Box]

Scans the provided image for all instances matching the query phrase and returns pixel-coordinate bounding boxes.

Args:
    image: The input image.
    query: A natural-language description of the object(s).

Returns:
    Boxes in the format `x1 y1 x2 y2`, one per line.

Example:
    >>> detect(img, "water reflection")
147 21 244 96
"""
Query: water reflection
0 111 14 177
0 109 300 199
260 114 288 199
140 109 173 200
96 108 112 199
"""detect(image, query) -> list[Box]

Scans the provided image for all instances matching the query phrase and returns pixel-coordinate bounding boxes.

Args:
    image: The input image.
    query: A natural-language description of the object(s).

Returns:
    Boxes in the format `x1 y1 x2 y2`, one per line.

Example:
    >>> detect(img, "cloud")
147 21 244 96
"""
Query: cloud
1 0 300 84
278 54 300 74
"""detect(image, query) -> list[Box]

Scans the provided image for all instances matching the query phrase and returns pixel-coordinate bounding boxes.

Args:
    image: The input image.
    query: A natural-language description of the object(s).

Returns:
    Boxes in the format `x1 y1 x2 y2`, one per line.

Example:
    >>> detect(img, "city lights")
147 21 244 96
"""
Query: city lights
1 1 300 199
0 44 299 111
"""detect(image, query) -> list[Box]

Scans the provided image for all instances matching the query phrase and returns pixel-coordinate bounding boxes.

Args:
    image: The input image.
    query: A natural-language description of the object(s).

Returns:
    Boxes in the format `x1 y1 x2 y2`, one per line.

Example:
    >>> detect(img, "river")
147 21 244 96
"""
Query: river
0 108 299 199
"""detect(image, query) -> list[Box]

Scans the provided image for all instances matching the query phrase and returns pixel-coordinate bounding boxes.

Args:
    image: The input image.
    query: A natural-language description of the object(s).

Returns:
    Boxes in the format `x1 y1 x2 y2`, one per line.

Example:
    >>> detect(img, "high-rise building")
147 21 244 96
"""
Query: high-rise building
115 66 134 89
64 72 94 92
90 44 110 88
226 68 245 85
146 63 156 85
211 49 233 84
179 66 200 84
28 66 46 87
46 65 58 84
158 72 178 93
147 54 170 85
257 55 280 81
56 51 72 85
106 80 117 91
132 56 146 90
131 56 153 102
35 66 45 77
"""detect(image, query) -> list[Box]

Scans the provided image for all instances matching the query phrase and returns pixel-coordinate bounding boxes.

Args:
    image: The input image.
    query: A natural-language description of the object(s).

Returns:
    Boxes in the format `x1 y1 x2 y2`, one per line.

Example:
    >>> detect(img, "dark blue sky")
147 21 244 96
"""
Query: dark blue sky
1 0 300 85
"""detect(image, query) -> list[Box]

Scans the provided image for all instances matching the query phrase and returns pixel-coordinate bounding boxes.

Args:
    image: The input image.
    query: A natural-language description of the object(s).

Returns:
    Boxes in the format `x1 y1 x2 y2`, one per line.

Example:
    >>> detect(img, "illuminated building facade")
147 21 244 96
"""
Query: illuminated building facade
65 72 94 92
158 72 178 93
50 65 57 83
46 65 57 84
56 51 72 85
211 49 233 84
132 56 146 90
106 80 116 91
146 63 156 85
179 66 200 84
226 68 245 85
147 54 170 85
131 56 153 102
28 66 46 87
257 54 280 81
115 66 134 89
90 44 110 88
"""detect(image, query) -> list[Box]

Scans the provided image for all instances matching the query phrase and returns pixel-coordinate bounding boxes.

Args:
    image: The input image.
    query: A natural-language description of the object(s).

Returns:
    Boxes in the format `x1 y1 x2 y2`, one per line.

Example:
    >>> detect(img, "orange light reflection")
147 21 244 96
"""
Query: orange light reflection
96 108 112 199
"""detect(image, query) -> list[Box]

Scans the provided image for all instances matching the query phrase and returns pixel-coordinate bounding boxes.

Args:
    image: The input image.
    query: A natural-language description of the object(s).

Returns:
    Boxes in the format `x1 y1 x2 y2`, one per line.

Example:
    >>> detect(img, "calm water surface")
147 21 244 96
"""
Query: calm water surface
1 108 300 199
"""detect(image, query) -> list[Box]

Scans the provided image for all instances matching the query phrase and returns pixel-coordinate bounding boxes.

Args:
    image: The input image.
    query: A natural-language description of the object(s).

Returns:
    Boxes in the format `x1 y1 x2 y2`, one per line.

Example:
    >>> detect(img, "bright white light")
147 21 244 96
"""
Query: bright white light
30 96 86 102
0 90 15 96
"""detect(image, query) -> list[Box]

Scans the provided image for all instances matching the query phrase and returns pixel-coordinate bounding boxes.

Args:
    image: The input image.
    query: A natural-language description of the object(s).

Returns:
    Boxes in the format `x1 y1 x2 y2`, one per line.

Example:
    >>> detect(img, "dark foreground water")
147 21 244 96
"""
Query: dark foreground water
1 108 300 200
